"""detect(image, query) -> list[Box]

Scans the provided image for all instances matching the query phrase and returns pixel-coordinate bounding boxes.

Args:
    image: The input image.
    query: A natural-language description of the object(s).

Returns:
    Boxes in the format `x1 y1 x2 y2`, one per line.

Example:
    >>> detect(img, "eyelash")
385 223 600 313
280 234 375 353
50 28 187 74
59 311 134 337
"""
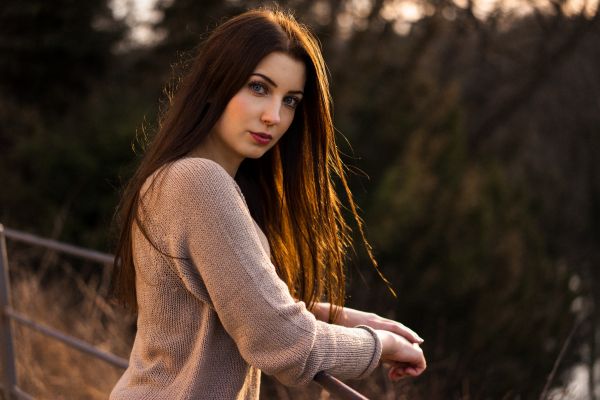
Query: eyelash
248 81 301 109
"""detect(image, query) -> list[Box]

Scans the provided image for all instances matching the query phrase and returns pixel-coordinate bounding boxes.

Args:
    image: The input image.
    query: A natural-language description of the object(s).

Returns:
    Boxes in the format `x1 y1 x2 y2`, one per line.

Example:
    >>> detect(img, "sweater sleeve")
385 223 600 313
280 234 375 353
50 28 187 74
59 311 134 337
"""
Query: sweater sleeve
153 158 382 386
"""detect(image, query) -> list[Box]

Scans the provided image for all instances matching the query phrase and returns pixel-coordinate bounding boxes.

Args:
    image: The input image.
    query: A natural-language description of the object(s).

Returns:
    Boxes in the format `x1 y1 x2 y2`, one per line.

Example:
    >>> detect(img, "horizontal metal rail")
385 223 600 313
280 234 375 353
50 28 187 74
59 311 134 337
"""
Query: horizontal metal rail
314 372 369 400
3 228 114 265
5 307 128 369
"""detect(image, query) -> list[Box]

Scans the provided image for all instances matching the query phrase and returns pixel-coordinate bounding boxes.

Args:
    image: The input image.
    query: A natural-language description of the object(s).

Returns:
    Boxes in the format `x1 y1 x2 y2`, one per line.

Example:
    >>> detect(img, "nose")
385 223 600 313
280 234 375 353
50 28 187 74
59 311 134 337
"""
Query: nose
261 98 281 126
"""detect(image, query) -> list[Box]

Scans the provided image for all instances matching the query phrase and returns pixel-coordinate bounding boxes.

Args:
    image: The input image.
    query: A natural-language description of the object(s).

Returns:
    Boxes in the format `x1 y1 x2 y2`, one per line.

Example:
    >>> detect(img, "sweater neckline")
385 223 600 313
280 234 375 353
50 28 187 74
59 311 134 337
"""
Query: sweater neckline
182 156 246 200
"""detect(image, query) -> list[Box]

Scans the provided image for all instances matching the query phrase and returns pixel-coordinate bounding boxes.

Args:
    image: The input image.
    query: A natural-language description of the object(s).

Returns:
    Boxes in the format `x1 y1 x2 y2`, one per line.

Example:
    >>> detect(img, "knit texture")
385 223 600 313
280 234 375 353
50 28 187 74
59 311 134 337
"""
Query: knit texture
110 157 382 400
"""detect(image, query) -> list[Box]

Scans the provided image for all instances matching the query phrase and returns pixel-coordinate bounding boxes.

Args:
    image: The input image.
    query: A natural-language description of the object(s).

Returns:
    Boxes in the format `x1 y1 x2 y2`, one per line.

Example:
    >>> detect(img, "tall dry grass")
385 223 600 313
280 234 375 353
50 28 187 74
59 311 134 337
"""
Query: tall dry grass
8 251 134 399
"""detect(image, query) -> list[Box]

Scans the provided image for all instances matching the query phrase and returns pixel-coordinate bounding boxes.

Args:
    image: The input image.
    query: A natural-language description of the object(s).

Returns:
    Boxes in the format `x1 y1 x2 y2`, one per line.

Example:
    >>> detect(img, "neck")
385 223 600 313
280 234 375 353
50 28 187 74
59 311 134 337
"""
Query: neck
189 137 243 178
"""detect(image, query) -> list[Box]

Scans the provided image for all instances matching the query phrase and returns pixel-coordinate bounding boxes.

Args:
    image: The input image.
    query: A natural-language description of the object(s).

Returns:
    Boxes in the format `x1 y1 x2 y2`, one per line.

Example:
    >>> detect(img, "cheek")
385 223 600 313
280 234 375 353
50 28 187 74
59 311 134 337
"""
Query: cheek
215 96 252 138
226 93 257 120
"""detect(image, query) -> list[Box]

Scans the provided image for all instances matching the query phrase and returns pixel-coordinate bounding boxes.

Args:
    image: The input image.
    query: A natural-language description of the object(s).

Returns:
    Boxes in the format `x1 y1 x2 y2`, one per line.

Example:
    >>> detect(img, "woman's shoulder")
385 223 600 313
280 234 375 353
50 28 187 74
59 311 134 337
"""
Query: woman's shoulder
145 157 245 206
168 157 231 183
148 157 231 191
141 157 237 199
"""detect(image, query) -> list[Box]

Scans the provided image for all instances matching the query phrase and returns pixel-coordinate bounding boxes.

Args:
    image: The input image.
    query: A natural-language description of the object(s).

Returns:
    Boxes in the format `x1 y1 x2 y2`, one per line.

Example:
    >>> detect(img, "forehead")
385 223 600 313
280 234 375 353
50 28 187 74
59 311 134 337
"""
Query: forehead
253 52 306 91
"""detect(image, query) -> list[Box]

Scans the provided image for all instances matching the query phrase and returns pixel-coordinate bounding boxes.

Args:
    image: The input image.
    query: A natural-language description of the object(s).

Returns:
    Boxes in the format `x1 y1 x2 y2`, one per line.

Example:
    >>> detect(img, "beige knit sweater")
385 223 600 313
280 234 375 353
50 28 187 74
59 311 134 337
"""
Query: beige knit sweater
109 157 382 400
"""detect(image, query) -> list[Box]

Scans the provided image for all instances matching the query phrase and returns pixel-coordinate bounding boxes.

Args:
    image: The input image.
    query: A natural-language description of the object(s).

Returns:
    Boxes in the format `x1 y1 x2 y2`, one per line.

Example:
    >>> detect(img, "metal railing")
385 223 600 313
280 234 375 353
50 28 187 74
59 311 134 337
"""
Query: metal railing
0 224 368 400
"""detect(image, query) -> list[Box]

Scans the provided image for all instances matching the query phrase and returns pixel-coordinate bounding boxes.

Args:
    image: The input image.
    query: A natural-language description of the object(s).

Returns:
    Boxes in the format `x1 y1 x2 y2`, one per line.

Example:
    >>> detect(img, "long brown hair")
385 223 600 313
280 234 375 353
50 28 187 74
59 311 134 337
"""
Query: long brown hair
112 7 393 321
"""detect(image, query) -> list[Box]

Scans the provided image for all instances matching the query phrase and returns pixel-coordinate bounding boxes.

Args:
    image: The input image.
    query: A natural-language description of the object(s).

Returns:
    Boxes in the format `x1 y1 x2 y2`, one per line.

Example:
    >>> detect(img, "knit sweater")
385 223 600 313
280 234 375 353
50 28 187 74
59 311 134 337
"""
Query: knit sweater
109 157 383 400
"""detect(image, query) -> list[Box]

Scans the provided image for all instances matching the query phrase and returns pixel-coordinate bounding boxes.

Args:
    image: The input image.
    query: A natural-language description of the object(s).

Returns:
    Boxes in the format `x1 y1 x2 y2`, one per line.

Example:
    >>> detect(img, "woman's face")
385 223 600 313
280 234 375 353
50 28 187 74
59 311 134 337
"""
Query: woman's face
205 51 306 168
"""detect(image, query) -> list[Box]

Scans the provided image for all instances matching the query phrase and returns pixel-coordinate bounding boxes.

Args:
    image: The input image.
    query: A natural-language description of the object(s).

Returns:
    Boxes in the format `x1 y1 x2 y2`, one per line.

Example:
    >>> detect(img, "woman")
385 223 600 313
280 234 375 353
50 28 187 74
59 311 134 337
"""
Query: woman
110 7 426 400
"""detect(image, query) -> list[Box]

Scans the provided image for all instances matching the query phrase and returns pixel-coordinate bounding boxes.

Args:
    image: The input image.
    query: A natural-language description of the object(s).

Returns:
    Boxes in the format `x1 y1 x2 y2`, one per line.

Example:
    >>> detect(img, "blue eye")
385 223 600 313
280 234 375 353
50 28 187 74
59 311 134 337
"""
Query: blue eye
248 81 267 95
284 96 301 109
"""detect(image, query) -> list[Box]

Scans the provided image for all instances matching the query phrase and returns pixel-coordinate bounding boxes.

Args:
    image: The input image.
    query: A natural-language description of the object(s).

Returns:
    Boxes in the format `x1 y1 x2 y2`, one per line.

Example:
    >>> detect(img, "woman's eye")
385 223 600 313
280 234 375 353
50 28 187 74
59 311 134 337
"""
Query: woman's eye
284 96 301 109
248 81 267 95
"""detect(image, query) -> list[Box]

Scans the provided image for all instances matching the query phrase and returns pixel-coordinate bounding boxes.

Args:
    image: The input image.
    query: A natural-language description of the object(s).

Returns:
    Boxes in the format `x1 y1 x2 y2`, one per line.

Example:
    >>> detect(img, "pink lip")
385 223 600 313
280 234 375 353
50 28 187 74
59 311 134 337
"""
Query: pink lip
249 131 272 145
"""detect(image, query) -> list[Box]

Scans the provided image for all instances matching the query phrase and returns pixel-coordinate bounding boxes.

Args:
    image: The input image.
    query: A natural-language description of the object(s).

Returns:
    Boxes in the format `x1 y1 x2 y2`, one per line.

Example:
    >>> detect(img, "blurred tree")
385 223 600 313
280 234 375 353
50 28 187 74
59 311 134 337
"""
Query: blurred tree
365 106 575 397
0 1 125 112
0 0 128 247
315 0 598 396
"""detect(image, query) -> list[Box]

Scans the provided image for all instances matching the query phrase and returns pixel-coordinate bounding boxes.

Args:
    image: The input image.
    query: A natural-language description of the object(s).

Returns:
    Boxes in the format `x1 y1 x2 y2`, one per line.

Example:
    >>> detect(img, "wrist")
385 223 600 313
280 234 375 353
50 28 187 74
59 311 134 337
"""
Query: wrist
375 330 395 356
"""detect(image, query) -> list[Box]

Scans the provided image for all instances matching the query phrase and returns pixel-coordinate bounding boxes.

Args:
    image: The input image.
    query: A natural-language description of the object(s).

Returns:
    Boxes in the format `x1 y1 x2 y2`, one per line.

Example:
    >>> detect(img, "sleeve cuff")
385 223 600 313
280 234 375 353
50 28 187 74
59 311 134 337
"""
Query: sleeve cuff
353 325 383 379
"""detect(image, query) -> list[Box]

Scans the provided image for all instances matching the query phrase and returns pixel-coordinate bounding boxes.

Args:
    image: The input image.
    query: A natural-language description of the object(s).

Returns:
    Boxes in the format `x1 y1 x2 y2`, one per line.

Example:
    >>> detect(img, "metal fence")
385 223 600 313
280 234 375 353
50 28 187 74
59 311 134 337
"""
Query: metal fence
0 224 368 400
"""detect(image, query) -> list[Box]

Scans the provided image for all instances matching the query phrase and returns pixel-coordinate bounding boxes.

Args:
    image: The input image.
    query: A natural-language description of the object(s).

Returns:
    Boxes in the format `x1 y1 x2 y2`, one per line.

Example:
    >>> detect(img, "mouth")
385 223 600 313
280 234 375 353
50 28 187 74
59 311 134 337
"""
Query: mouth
249 131 273 145
249 131 273 139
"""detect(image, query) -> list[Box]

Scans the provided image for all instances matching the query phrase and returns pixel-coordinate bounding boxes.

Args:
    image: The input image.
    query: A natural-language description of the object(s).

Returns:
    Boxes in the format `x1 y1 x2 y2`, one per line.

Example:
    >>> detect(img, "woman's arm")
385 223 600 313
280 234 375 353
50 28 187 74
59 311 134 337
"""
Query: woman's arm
312 302 424 344
156 159 382 386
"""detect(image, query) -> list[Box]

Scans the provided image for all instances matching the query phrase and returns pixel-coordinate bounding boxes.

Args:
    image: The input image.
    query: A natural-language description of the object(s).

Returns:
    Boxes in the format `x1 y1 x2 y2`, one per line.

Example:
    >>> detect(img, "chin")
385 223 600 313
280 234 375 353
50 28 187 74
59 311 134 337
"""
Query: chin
244 147 271 160
245 153 267 160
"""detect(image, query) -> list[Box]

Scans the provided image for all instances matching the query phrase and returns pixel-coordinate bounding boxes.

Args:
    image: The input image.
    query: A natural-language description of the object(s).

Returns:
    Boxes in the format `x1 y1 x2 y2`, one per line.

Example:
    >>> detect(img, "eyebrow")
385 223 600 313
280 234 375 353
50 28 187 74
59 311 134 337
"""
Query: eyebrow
251 73 304 95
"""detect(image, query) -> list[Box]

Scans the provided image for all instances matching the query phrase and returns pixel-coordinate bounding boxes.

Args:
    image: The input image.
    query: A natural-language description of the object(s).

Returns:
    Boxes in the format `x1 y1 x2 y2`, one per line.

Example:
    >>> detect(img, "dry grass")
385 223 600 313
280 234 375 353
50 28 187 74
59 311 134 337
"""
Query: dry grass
8 255 135 400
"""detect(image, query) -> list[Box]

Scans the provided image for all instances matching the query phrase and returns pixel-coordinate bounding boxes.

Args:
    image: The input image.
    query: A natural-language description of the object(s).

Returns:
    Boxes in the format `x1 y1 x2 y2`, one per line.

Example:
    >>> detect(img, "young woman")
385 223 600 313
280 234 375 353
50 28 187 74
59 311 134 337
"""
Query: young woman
110 7 426 399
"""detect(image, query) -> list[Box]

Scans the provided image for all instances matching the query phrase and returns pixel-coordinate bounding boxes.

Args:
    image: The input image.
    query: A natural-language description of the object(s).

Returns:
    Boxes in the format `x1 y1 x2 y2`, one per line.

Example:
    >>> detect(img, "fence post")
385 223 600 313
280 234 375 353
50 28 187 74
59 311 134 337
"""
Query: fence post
0 224 17 400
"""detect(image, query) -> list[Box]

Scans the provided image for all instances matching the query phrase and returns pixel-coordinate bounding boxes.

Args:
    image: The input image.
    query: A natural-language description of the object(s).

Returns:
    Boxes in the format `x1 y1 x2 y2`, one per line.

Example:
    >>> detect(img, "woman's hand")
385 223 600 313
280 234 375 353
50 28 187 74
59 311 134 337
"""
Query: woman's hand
309 303 426 380
376 330 426 381
340 307 423 344
313 303 423 344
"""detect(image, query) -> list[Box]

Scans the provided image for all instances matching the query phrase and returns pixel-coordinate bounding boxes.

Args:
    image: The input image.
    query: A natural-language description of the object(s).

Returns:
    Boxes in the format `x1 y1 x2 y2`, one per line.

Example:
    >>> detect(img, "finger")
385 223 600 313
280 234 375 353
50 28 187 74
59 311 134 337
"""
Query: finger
388 367 399 381
373 320 422 344
389 361 425 378
389 368 404 381
391 367 404 378
386 323 424 343
390 364 414 378
406 366 425 376
393 369 410 380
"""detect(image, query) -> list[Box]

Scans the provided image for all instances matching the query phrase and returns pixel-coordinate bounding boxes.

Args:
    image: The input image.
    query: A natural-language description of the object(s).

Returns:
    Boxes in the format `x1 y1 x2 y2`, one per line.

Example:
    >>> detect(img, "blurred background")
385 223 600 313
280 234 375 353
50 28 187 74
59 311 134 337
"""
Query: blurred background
1 0 599 398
